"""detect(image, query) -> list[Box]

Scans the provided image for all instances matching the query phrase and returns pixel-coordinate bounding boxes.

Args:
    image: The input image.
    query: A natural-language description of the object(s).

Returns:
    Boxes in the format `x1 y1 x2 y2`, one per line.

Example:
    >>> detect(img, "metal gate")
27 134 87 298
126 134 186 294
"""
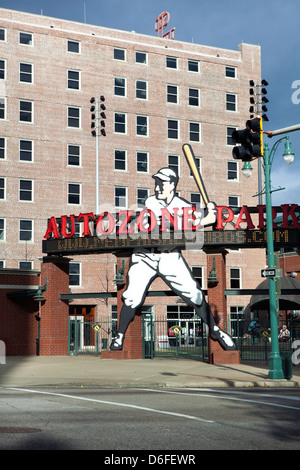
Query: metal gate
68 316 111 355
68 315 207 360
142 315 208 361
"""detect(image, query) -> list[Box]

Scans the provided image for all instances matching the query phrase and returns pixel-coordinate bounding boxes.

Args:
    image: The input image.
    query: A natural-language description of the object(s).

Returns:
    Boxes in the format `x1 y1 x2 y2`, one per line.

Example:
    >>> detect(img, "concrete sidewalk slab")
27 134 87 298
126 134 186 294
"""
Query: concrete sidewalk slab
0 356 300 388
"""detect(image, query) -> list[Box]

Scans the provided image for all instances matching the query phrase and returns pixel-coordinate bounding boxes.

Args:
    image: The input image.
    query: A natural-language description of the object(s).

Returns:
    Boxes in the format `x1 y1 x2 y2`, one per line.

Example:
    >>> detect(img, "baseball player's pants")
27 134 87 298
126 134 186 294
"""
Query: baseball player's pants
118 251 216 334
123 251 203 308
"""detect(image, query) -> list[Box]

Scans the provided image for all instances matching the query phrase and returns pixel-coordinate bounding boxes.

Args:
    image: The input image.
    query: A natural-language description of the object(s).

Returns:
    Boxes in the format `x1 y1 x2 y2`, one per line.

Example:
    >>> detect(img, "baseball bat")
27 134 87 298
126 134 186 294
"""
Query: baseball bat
182 143 210 206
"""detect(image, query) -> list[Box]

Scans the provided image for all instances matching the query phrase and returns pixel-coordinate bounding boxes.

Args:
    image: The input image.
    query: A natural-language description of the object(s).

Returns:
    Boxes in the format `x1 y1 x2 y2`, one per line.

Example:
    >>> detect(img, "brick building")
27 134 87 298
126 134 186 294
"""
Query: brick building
0 8 267 355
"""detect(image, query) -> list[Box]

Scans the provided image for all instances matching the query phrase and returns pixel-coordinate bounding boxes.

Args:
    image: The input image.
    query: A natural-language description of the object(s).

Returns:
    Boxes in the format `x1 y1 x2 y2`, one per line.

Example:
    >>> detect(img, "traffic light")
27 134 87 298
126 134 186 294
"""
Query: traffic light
90 97 97 137
90 96 106 137
232 117 263 161
99 95 106 136
249 79 269 121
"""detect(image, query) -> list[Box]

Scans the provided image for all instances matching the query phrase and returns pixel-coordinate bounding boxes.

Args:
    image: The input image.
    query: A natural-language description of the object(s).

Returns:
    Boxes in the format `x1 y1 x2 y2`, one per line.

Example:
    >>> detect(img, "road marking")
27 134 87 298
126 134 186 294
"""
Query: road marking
3 387 214 424
137 388 300 411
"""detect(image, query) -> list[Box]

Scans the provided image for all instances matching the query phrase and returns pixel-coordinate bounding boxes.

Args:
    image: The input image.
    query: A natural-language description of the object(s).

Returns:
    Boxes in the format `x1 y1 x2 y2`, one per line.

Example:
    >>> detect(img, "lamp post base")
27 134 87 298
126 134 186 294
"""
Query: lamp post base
268 354 284 379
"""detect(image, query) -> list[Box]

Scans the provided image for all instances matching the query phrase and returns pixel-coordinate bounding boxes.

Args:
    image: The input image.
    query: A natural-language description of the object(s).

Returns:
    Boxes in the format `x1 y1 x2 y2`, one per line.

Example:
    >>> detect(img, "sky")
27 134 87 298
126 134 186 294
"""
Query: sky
1 0 300 206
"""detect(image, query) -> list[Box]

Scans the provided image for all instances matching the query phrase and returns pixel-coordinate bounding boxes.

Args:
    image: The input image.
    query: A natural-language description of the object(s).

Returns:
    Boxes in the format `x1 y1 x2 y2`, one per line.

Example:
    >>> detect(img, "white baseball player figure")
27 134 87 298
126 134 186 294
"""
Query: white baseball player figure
110 167 236 351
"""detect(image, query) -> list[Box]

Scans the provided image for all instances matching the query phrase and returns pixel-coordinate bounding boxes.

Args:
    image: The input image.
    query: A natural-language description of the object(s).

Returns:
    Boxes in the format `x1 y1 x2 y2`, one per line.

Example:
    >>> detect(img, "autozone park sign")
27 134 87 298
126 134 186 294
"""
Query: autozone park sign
42 204 300 255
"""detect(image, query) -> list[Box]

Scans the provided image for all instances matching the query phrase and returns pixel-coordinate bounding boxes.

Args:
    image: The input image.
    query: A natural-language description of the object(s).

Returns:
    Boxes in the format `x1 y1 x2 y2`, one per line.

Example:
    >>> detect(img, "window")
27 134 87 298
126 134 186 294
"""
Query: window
230 268 241 289
69 262 81 286
226 93 237 111
0 59 5 80
136 51 147 64
168 119 179 139
188 60 199 72
189 122 201 142
0 218 5 241
137 188 149 208
19 139 33 162
191 193 201 209
19 179 33 201
0 177 5 199
19 100 33 122
230 306 244 338
68 40 80 53
20 63 33 83
137 151 148 173
189 88 200 107
166 56 177 69
68 107 80 128
19 261 32 270
227 126 236 145
168 155 179 175
19 32 32 45
0 29 6 41
227 161 238 181
167 85 178 104
114 113 126 134
192 266 203 288
68 183 81 204
68 70 80 90
0 137 5 159
136 80 147 100
226 66 236 78
19 219 33 242
136 115 148 136
114 149 126 171
114 77 126 97
68 144 80 166
114 48 125 61
115 187 127 208
0 97 5 120
228 195 239 208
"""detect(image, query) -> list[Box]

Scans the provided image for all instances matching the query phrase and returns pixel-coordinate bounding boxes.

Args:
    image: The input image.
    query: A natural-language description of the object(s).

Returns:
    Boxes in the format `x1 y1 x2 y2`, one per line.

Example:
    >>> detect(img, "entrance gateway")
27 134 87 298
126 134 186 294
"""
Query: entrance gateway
42 146 300 363
42 201 300 363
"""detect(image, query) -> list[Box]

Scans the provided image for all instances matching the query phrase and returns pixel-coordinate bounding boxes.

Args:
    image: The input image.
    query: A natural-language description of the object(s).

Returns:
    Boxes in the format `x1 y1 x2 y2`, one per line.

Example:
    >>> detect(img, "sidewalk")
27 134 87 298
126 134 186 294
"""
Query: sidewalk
1 356 300 388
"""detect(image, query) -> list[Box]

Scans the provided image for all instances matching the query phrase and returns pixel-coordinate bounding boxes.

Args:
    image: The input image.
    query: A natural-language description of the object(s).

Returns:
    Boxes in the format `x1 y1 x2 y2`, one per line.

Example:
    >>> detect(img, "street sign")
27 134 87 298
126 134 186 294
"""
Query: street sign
261 268 276 278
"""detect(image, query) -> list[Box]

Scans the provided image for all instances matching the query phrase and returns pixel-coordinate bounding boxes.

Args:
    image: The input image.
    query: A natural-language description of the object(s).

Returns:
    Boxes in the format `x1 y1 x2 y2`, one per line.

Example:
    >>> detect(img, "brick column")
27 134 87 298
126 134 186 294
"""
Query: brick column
102 254 143 359
40 256 70 356
205 249 240 364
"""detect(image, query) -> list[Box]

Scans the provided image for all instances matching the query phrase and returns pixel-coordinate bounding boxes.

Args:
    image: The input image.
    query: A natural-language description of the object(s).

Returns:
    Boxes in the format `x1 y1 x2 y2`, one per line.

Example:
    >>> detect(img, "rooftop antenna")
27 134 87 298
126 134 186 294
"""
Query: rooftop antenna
83 2 86 23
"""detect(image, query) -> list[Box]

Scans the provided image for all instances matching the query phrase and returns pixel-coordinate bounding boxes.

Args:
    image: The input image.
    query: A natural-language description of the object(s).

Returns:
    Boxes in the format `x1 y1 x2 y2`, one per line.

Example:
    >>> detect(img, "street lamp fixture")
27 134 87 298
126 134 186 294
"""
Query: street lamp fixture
282 135 294 164
242 161 253 178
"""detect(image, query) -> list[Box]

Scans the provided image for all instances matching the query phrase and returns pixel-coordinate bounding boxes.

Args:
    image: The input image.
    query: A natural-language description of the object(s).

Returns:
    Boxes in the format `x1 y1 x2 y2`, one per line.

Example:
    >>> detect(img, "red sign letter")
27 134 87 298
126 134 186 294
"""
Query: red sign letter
44 216 60 239
234 205 255 230
61 214 75 238
137 209 157 232
281 204 300 228
78 212 95 236
216 206 234 230
161 208 178 231
96 212 115 235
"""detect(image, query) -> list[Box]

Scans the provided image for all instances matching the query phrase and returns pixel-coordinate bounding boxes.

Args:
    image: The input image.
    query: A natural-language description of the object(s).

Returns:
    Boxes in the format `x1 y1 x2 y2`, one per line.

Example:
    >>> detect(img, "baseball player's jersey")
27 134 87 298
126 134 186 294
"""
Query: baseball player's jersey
145 195 193 230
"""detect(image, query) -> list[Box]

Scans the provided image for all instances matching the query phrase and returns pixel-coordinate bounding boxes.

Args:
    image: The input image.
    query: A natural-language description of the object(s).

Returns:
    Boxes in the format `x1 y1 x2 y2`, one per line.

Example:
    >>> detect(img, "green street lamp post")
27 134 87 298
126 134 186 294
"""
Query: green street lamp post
263 136 294 379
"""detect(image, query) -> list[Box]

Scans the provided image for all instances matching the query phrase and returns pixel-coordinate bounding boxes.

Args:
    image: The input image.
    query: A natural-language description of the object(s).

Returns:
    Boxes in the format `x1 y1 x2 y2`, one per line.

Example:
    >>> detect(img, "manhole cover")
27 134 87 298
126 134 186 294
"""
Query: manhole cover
0 427 42 434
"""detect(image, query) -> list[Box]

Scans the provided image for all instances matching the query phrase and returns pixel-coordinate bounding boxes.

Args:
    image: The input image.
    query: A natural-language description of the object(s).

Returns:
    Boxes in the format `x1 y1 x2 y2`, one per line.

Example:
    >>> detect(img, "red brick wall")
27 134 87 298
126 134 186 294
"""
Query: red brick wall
40 257 70 355
0 269 40 355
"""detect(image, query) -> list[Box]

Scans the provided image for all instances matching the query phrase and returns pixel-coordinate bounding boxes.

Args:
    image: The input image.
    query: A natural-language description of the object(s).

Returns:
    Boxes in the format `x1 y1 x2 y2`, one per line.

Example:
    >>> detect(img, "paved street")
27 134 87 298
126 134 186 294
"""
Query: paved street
1 386 300 451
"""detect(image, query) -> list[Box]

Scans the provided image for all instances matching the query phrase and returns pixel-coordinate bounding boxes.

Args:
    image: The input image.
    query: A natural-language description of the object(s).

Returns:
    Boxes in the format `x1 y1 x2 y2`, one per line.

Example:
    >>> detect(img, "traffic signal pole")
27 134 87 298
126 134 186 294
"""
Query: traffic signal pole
95 98 100 216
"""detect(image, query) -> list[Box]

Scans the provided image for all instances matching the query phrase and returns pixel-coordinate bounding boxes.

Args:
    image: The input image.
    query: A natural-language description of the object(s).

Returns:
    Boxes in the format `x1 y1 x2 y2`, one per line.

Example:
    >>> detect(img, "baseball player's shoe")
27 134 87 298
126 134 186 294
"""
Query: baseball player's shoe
210 326 236 350
110 333 124 351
